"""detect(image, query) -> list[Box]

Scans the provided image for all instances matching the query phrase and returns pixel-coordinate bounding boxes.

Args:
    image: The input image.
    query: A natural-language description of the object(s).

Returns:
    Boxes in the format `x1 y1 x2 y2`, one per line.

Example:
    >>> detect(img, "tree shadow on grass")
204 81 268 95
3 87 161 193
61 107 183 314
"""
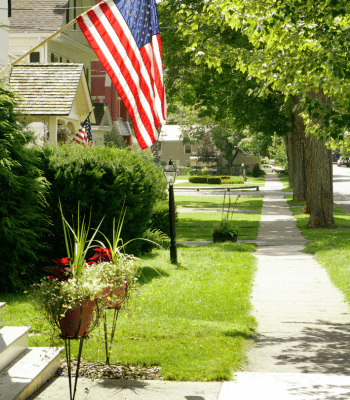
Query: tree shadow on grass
138 266 169 285
223 329 257 340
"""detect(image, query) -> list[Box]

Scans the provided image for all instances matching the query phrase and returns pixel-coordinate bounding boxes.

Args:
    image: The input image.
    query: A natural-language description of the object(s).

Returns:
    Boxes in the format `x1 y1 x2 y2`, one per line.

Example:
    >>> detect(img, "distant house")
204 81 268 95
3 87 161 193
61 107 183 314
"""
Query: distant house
159 125 200 168
9 63 94 144
159 124 261 171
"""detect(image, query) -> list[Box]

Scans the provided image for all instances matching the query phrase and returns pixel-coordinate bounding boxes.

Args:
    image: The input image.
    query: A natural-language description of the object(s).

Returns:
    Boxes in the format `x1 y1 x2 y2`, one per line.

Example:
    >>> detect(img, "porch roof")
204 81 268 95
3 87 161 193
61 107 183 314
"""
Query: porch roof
10 63 93 118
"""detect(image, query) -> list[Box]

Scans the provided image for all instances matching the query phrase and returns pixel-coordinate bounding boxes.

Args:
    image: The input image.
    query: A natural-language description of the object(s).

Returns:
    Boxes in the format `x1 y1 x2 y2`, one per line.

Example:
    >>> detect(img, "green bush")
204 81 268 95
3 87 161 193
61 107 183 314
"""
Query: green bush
0 85 50 293
177 166 191 176
189 176 208 183
221 177 245 184
37 145 166 260
139 229 170 254
207 177 222 184
252 163 262 177
201 167 209 175
147 200 178 237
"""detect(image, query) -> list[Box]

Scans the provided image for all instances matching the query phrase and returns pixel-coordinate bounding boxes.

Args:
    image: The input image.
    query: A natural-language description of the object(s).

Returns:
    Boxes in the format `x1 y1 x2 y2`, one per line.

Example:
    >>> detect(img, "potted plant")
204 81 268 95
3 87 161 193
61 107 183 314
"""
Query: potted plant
32 202 104 339
212 193 240 243
212 219 238 242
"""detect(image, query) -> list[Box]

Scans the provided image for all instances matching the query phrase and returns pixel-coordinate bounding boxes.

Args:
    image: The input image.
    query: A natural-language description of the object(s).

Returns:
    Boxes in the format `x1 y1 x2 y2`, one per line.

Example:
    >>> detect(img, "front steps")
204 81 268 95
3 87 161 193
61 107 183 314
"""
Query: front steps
0 302 63 400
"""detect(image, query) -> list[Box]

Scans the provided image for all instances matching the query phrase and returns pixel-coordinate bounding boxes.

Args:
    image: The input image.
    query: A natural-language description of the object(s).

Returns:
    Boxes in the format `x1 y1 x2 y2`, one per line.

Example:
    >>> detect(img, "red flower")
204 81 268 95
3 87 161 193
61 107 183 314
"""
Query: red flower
44 258 72 281
88 247 112 265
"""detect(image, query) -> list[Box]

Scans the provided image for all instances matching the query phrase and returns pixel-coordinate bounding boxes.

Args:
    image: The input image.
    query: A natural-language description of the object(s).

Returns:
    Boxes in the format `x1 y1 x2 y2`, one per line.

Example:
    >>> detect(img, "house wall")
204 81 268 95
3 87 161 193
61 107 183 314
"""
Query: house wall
160 141 200 168
160 140 262 172
0 0 9 69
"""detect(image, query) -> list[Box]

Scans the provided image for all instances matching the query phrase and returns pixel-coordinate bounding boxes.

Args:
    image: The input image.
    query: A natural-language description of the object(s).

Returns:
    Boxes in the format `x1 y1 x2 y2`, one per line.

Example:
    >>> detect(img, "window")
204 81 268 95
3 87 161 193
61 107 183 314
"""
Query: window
51 53 59 63
30 52 40 63
184 144 191 154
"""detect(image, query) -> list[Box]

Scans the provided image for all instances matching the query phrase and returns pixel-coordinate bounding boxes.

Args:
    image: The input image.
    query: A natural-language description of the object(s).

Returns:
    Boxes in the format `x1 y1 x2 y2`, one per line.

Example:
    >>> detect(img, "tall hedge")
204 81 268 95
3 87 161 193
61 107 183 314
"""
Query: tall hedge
37 145 167 262
0 85 50 293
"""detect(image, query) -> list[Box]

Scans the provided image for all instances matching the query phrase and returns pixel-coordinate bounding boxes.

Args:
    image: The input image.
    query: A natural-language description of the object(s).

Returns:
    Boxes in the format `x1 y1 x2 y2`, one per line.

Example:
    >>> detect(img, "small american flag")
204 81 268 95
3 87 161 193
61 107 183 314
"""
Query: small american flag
76 0 167 149
73 115 93 147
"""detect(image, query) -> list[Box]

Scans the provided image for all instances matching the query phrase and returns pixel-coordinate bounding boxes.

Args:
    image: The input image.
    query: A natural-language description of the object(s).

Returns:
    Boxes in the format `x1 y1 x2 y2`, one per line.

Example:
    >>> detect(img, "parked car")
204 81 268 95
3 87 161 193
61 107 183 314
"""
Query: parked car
261 164 285 173
336 156 350 167
332 153 340 163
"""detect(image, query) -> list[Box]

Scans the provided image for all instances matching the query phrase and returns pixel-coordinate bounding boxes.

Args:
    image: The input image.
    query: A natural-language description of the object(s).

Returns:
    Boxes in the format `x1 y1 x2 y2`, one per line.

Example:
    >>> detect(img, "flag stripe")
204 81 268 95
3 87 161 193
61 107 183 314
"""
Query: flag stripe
78 12 151 148
85 6 156 145
76 0 167 148
99 4 160 129
98 3 161 129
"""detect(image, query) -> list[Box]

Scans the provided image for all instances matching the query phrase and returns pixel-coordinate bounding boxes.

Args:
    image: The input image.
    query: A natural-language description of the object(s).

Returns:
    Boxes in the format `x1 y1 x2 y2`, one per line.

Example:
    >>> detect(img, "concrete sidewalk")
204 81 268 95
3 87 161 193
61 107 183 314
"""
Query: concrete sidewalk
28 174 350 400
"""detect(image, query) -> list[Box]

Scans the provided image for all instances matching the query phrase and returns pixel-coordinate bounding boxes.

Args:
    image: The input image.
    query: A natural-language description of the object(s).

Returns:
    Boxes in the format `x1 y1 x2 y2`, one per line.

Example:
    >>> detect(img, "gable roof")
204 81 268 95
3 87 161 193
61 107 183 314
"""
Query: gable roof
159 125 182 141
10 1 69 34
10 63 86 115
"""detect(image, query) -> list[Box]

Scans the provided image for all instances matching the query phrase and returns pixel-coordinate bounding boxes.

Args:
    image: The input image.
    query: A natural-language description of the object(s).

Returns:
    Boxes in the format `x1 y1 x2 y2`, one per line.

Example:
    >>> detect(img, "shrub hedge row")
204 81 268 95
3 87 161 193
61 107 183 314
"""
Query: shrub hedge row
188 176 245 184
35 145 167 264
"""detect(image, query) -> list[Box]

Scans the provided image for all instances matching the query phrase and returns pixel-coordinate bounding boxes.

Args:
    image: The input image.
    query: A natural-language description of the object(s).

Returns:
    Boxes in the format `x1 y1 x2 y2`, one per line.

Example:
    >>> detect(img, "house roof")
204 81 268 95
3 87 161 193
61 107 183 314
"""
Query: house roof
159 125 182 141
9 1 69 34
10 63 86 115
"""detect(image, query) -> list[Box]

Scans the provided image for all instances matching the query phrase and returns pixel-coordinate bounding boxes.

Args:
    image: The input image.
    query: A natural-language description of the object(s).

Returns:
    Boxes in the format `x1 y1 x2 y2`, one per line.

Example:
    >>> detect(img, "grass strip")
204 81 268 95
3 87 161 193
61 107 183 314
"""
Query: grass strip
286 195 350 304
1 245 257 381
177 212 260 241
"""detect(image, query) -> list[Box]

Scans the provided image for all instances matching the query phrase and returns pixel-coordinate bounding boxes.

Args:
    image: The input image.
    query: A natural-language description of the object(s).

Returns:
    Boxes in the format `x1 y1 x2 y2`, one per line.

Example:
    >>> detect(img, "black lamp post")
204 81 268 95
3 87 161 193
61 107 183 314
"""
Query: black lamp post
163 159 178 264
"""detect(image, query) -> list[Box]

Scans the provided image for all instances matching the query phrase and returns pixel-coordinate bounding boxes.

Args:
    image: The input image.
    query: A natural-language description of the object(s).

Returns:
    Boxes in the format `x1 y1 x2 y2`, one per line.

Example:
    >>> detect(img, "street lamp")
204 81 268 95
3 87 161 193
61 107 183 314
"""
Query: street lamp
163 159 178 264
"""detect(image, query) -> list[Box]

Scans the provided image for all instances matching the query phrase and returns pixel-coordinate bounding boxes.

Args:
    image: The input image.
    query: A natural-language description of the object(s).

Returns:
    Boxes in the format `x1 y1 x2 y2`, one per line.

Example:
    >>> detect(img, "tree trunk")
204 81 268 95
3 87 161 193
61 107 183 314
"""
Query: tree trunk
304 134 334 227
291 96 306 201
303 89 334 228
284 132 293 187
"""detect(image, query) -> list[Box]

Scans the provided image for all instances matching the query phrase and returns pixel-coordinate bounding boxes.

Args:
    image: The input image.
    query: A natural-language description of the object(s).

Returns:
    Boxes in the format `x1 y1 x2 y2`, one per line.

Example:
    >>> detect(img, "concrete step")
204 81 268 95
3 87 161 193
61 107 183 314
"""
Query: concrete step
0 326 31 372
0 346 63 400
0 303 6 326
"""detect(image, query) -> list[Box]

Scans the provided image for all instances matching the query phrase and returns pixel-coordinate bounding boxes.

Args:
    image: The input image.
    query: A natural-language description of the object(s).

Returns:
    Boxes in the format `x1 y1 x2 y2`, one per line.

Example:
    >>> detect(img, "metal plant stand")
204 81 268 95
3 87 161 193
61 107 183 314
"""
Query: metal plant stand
56 301 100 400
103 307 121 365
64 337 85 400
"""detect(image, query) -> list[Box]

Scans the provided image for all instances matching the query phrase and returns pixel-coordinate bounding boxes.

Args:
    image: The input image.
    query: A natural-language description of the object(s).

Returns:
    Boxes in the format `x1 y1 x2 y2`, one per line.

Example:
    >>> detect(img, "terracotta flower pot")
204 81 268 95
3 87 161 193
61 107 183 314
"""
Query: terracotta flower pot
59 299 96 338
102 284 127 309
213 233 238 243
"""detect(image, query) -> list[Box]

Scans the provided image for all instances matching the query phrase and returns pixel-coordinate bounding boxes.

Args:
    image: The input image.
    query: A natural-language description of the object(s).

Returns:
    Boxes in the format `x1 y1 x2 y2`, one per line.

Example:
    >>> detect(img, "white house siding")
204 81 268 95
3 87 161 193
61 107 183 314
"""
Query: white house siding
0 0 10 69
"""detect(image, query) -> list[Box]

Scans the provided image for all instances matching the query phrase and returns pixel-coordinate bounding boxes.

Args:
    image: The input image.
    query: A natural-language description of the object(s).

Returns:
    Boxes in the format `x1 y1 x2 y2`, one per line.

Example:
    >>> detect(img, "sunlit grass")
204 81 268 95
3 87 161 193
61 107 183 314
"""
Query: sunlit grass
286 195 350 304
1 245 257 381
177 212 260 241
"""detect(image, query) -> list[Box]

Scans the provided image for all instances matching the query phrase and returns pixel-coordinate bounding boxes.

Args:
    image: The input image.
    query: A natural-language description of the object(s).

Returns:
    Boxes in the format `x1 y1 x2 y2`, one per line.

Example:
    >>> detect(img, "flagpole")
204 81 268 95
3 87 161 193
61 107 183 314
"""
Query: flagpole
10 18 78 68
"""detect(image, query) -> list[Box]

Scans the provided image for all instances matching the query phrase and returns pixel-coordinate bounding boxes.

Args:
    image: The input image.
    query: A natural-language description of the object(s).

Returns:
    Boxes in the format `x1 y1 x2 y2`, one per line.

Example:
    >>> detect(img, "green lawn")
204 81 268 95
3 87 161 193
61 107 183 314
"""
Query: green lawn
177 212 260 241
286 195 350 305
175 195 262 241
175 195 263 210
1 245 257 381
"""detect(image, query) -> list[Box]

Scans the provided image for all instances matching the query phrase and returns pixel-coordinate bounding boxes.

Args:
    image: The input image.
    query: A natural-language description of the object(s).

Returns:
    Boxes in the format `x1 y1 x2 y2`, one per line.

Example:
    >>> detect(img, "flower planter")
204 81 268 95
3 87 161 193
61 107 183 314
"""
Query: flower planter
101 284 127 309
59 299 96 338
213 233 238 243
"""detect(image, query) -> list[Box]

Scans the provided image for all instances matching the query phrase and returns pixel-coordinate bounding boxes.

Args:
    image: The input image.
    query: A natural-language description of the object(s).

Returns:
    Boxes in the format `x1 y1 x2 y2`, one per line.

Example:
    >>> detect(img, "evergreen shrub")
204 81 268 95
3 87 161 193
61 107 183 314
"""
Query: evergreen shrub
201 167 209 175
177 166 191 176
252 163 262 177
0 86 50 293
188 176 208 183
147 200 178 237
207 177 222 184
37 145 166 260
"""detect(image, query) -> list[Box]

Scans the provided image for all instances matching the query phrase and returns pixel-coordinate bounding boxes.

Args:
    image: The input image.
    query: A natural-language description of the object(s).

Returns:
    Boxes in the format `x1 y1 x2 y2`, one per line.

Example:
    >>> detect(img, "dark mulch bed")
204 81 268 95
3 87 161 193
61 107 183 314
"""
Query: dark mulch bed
56 359 163 380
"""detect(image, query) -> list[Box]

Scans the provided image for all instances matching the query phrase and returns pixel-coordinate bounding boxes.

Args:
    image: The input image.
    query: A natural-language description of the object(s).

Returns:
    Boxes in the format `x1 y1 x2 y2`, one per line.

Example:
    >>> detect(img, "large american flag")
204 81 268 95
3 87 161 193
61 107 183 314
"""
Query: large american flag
77 0 167 149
